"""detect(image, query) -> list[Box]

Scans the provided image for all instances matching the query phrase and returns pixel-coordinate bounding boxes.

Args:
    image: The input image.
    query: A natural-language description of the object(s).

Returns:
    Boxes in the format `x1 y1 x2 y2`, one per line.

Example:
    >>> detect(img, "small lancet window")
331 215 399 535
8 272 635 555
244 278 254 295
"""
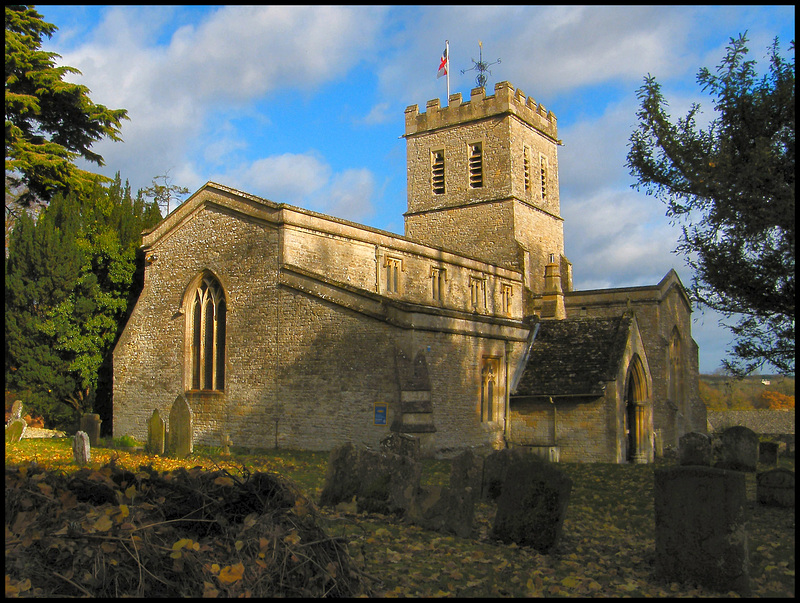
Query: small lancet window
190 274 226 391
431 150 445 194
469 143 483 188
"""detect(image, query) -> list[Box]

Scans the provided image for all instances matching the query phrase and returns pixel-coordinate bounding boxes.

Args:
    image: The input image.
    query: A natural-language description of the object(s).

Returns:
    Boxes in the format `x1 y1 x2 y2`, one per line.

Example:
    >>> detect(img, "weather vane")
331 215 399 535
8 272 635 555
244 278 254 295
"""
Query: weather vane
461 41 501 89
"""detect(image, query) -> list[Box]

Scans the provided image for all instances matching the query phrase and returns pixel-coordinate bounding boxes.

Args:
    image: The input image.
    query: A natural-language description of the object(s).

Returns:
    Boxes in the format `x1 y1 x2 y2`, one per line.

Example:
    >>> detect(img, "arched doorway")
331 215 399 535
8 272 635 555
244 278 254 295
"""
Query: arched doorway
624 355 649 463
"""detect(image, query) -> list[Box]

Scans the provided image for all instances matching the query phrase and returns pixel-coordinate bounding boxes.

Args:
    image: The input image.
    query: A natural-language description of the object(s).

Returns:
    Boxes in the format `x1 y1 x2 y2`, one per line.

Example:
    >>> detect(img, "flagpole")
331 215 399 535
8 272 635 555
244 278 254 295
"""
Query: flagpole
446 40 450 100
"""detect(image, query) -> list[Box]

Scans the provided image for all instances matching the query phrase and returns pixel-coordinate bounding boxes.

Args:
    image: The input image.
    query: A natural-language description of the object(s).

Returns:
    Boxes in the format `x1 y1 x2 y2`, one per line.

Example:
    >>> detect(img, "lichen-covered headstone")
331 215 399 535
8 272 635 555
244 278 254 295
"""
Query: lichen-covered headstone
5 418 27 443
654 465 750 595
9 400 24 424
491 457 573 553
679 432 712 466
758 441 778 466
221 433 232 455
73 431 91 465
756 468 794 508
718 426 759 472
79 413 102 447
147 409 166 455
168 394 193 458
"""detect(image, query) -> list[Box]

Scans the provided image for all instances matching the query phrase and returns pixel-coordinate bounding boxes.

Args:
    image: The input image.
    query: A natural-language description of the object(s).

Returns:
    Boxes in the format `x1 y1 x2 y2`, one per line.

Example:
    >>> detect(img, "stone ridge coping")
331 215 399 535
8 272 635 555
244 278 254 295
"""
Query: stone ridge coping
279 264 531 342
404 81 558 142
142 181 523 281
564 270 692 311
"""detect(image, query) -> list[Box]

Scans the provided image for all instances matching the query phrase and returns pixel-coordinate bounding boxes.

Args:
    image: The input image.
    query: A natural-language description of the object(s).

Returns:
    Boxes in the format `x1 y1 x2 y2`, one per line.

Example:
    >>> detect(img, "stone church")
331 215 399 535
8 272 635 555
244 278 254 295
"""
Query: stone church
113 81 707 462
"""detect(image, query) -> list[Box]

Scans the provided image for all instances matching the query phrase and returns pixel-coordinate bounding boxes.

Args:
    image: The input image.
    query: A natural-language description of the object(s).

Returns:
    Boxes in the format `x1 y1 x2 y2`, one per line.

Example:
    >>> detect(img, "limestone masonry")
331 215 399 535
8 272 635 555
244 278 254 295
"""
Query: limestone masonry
113 81 706 461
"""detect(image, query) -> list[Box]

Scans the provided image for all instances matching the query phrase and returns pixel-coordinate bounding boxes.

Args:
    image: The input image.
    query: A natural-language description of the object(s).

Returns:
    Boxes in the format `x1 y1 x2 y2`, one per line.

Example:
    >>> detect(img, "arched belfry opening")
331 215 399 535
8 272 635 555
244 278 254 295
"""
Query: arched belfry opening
624 354 649 463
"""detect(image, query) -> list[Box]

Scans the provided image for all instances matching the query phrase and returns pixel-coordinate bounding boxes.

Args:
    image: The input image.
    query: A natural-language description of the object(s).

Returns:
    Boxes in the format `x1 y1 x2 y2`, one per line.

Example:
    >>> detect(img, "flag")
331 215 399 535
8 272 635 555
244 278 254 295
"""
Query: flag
437 44 448 79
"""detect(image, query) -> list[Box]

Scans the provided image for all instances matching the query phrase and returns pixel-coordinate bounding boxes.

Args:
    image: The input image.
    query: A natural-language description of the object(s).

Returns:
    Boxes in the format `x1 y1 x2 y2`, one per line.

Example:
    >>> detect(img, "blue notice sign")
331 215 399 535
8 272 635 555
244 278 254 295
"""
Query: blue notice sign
374 403 387 425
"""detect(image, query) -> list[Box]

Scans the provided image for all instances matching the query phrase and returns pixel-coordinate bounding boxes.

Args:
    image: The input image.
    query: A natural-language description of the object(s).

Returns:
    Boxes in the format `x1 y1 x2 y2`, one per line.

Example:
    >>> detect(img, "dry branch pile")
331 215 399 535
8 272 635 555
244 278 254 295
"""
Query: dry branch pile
5 461 370 597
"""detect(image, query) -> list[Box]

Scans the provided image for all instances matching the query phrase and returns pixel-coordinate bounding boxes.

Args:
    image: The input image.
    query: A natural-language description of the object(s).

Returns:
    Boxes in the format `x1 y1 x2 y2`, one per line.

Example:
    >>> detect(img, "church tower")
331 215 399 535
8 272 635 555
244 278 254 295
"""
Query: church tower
404 81 571 310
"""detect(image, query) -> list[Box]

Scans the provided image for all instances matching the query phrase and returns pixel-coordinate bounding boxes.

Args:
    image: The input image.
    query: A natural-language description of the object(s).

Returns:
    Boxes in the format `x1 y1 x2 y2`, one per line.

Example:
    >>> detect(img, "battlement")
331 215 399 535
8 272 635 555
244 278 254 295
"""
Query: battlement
405 81 558 141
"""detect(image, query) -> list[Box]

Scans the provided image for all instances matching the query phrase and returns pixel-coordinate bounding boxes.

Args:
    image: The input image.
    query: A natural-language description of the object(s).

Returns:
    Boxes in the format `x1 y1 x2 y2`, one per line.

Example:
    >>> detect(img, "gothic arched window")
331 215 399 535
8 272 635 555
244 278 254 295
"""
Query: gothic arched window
190 274 226 391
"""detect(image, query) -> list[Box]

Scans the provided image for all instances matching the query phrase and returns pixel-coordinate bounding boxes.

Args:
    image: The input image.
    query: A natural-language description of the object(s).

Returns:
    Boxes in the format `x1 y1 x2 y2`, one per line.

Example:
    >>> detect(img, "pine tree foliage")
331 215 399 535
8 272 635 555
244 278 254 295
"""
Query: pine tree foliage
5 174 162 428
627 34 795 375
5 5 128 206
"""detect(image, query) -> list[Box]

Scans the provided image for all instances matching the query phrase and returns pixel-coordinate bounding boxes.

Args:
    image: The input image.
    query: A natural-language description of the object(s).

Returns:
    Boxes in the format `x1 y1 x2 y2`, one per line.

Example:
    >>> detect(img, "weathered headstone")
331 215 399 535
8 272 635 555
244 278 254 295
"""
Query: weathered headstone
9 400 24 424
481 447 527 501
147 409 166 455
221 433 233 455
717 426 759 472
756 468 794 508
318 442 421 515
79 413 102 447
679 431 712 466
450 448 484 493
491 457 573 553
5 418 27 443
406 484 476 538
654 465 749 595
168 394 193 458
73 431 91 465
380 432 419 459
758 441 779 466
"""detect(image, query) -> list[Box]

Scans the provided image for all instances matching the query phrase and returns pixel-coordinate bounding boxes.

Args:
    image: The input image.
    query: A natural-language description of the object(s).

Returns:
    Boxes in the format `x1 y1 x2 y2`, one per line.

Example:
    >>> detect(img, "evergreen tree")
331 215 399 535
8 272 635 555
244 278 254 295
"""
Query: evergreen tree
5 5 128 207
5 175 162 429
627 34 795 375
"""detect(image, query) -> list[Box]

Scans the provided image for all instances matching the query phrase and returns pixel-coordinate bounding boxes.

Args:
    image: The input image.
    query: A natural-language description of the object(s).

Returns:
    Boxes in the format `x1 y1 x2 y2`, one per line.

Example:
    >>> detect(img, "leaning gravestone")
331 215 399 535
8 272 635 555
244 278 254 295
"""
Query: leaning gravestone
679 432 712 466
79 413 102 447
654 465 750 595
73 431 91 465
756 468 794 508
380 432 420 459
168 394 193 458
5 418 27 443
147 409 166 455
450 448 484 493
717 426 759 472
481 447 527 501
491 457 573 553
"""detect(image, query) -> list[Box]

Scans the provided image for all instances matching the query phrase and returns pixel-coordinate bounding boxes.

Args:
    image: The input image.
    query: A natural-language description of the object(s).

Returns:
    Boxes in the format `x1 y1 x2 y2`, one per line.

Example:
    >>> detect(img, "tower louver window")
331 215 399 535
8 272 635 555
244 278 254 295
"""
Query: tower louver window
469 143 483 188
540 155 548 199
523 146 531 191
431 150 445 194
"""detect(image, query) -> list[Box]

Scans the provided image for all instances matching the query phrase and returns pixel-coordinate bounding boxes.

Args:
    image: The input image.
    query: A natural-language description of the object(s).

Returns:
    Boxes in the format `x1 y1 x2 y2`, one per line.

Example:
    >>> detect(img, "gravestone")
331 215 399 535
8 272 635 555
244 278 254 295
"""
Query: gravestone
318 442 421 515
5 418 27 443
654 465 749 595
406 484 475 538
168 394 193 458
482 447 527 501
221 433 233 455
79 413 102 447
758 441 779 466
756 468 794 508
679 432 712 466
73 431 91 465
9 400 24 424
717 426 759 472
491 457 573 553
380 432 419 459
450 448 484 493
147 409 166 455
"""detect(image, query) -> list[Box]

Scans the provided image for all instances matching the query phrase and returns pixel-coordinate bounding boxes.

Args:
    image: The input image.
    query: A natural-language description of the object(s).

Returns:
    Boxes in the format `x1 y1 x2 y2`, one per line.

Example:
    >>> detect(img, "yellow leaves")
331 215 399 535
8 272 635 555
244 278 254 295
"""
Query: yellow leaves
93 514 113 532
213 475 234 487
170 538 200 559
217 562 245 585
283 531 301 546
560 575 581 588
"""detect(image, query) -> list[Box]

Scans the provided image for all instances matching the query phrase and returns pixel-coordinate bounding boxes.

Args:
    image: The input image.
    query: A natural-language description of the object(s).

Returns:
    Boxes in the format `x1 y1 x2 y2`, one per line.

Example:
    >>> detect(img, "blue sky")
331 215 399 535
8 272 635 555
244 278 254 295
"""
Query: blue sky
38 5 795 374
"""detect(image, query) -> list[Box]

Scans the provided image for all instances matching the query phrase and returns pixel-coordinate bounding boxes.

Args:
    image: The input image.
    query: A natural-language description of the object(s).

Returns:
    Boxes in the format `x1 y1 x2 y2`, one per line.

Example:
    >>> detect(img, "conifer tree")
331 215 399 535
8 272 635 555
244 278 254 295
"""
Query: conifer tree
5 5 128 207
627 34 795 375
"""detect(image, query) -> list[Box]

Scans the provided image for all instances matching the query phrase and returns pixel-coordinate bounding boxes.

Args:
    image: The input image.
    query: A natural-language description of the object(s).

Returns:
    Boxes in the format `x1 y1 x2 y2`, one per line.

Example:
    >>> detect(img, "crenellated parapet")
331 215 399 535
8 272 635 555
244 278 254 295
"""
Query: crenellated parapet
405 81 558 141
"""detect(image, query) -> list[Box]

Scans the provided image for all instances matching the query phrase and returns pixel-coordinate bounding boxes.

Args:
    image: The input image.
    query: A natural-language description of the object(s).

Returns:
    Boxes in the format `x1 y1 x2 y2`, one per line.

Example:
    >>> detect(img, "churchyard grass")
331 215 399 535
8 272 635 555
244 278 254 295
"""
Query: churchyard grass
5 438 794 597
